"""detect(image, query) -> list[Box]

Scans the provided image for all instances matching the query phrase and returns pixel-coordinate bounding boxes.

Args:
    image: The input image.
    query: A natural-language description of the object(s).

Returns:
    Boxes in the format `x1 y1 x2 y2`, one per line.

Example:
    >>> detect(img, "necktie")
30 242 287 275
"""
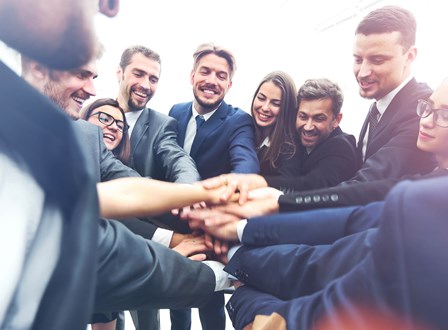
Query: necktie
368 102 380 142
195 115 205 131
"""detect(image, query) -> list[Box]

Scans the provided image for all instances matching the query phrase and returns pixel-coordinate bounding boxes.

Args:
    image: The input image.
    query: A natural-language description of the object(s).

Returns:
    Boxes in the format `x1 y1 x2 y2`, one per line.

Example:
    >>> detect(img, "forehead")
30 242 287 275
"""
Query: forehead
429 80 448 106
96 104 123 119
299 98 334 116
196 54 230 74
353 31 404 56
259 81 282 96
126 53 161 72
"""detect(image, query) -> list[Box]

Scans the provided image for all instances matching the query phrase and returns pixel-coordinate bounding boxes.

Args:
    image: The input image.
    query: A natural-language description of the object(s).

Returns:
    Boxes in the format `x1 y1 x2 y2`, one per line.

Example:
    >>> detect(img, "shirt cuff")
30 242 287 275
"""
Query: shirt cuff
151 228 174 247
236 219 247 242
203 260 231 291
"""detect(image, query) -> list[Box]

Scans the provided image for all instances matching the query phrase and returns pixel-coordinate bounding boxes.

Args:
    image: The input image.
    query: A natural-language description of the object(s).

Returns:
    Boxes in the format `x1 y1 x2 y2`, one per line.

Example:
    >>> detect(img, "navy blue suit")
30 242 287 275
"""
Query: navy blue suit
169 101 259 330
169 101 259 179
225 177 448 330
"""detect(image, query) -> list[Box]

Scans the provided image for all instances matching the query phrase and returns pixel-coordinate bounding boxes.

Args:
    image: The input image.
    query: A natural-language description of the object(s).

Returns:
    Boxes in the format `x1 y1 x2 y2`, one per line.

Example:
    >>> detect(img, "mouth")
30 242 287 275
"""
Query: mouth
103 133 116 142
358 79 375 90
132 88 149 101
419 130 434 139
200 85 218 96
256 111 273 121
72 96 88 108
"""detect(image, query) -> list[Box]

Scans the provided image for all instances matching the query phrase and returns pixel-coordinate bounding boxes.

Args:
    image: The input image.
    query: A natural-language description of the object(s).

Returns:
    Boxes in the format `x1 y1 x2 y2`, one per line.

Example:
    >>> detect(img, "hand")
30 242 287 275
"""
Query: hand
200 173 268 204
199 218 241 242
171 201 206 217
172 234 211 260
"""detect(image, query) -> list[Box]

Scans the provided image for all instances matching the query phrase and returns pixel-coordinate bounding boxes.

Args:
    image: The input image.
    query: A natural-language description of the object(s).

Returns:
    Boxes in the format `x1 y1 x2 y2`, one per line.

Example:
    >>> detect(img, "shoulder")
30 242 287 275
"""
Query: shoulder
322 127 356 150
170 102 192 114
221 103 252 121
145 108 176 124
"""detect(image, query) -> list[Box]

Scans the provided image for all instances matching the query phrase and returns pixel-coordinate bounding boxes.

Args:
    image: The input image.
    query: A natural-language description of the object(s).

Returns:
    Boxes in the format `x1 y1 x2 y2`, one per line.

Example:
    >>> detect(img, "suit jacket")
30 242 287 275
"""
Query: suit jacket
278 167 447 212
264 127 358 192
0 61 216 329
130 108 200 183
169 101 260 179
350 78 435 182
226 177 448 330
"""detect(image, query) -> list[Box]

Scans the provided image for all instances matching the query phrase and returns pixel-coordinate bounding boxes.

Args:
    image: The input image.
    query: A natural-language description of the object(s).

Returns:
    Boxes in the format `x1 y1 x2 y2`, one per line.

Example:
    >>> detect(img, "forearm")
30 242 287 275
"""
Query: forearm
97 178 213 219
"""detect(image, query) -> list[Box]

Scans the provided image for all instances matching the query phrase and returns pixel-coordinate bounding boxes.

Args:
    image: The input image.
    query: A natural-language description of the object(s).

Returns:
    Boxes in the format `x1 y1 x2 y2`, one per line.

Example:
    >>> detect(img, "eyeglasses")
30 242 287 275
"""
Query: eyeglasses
416 99 448 128
89 111 129 132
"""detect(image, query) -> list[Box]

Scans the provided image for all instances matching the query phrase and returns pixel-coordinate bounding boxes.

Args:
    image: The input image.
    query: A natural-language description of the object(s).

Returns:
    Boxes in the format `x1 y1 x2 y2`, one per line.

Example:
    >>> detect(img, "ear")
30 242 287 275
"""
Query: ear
406 46 417 64
227 80 233 90
333 113 343 128
190 69 195 85
29 60 50 80
116 65 123 83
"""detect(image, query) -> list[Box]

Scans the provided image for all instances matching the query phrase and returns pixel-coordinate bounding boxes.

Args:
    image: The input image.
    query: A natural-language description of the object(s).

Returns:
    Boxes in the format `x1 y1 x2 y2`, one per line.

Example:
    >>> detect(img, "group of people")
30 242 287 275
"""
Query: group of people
1 1 448 330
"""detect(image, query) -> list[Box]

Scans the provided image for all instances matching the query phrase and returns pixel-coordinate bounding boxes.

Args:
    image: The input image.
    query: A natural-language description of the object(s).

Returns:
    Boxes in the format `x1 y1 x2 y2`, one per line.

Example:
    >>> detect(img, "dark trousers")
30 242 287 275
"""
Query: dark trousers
170 292 225 330
130 309 160 330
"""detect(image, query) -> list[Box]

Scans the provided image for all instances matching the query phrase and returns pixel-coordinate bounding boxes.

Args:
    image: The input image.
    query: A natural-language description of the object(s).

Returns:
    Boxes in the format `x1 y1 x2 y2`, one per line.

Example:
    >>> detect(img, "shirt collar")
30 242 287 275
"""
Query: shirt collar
192 103 219 121
376 75 413 115
0 41 22 76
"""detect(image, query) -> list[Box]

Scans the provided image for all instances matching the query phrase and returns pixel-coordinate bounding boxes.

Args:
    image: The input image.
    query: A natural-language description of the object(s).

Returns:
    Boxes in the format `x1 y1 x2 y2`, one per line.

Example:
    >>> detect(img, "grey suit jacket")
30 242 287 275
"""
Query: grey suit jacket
130 108 200 183
73 120 139 182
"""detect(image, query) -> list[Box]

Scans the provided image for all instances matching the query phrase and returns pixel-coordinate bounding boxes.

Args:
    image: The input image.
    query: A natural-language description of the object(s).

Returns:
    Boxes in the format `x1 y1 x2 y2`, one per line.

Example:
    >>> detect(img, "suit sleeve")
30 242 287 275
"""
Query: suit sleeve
97 128 141 181
265 133 358 191
228 113 260 174
241 203 382 247
154 117 201 183
278 178 399 212
228 178 448 330
93 219 215 311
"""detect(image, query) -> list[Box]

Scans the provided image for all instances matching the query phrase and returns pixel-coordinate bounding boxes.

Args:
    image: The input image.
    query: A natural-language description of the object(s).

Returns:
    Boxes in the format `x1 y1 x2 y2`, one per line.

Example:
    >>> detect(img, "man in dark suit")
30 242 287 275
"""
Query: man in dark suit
0 1 223 329
198 5 436 203
221 176 448 330
168 43 259 330
260 78 358 192
169 43 259 179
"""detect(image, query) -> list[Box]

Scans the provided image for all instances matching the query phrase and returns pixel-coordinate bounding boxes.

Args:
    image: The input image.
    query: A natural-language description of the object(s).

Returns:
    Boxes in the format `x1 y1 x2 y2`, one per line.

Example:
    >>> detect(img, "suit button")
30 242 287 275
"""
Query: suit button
295 196 303 204
304 196 311 203
330 194 339 202
322 194 329 202
313 195 321 202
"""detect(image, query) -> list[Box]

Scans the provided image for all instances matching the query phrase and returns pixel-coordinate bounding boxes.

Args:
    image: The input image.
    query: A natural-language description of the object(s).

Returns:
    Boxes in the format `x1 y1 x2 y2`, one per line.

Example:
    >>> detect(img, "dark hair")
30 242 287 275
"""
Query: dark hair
119 45 161 71
355 5 416 51
251 71 298 173
192 43 236 79
80 98 131 164
297 78 344 117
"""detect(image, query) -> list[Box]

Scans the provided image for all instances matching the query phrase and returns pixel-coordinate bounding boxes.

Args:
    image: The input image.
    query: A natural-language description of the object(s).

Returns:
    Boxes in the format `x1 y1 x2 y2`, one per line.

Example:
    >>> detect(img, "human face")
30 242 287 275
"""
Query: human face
43 61 97 119
87 105 124 151
190 53 232 114
296 98 342 150
252 81 282 135
353 31 416 100
417 80 448 167
0 0 119 70
116 53 160 112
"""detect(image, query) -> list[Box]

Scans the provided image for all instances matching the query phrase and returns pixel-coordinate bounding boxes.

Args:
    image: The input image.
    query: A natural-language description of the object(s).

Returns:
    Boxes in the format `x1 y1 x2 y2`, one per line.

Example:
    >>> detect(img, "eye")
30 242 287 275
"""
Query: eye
297 113 307 120
314 115 327 122
150 77 159 84
217 72 228 80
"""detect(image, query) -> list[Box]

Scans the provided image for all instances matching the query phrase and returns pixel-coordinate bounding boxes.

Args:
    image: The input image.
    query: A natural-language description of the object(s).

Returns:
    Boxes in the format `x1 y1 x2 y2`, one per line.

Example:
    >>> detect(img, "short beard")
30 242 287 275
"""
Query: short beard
43 81 78 120
193 90 222 113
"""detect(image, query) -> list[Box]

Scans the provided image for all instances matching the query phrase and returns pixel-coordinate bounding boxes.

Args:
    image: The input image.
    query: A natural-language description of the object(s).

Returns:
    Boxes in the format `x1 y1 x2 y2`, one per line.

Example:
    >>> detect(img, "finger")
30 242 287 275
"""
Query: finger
171 208 180 216
188 253 207 261
214 239 222 256
204 233 214 249
238 182 250 205
201 176 223 189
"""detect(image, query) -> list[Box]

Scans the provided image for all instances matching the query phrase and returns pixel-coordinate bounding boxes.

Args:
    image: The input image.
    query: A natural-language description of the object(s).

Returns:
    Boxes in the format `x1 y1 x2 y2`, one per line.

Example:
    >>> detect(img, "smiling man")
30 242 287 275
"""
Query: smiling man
168 42 259 330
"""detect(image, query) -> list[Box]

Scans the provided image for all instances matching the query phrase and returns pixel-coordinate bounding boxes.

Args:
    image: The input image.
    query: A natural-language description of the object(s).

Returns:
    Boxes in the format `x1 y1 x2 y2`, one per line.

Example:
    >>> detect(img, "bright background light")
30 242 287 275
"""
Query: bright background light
93 0 448 138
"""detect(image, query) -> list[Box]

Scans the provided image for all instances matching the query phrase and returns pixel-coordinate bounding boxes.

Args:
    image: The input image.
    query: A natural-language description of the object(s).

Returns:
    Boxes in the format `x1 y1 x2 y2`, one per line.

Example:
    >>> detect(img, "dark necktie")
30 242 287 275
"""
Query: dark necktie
368 102 380 142
195 115 205 131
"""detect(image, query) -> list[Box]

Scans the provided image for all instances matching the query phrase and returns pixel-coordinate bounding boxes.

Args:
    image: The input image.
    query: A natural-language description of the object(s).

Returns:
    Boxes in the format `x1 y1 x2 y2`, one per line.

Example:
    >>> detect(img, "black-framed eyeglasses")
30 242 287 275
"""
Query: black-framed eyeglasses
416 99 448 128
89 111 129 132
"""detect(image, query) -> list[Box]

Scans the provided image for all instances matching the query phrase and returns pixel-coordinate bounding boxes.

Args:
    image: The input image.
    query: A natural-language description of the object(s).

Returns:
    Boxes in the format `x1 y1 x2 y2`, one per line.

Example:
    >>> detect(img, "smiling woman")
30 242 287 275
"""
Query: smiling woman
80 98 131 164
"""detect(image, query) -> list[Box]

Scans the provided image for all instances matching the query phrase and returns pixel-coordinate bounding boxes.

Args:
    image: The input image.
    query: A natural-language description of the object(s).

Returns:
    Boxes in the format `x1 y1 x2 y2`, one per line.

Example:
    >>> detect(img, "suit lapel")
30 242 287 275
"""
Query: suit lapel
129 108 150 166
190 101 227 158
176 103 193 147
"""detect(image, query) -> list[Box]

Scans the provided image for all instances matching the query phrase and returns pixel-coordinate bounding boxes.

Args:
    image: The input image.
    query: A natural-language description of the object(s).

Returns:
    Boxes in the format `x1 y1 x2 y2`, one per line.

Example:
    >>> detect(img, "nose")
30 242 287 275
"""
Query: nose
420 112 435 128
261 101 270 112
357 61 372 78
205 72 218 85
84 78 97 97
304 119 314 130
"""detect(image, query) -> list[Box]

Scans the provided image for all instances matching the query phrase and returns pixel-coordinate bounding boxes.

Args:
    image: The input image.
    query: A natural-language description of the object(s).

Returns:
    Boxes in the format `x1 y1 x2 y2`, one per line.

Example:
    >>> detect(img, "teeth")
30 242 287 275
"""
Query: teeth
134 91 147 98
203 89 215 95
72 97 85 104
103 134 115 141
259 113 271 119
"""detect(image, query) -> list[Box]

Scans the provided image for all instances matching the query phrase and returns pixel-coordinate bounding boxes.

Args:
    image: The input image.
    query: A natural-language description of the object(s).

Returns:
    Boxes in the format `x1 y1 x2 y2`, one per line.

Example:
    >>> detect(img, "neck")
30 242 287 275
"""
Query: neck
436 155 448 169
